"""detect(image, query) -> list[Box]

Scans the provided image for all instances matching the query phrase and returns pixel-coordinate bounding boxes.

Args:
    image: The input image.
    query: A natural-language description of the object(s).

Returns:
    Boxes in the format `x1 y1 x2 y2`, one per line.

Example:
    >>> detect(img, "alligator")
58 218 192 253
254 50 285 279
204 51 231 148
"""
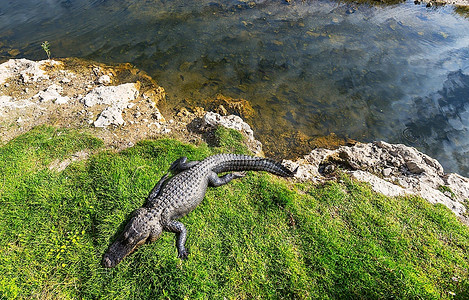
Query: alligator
102 153 297 268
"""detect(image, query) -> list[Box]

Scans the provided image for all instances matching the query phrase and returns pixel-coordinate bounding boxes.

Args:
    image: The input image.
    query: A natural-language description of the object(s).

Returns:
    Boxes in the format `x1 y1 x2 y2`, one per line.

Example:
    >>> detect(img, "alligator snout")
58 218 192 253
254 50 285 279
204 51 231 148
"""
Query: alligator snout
102 208 161 268
102 239 131 268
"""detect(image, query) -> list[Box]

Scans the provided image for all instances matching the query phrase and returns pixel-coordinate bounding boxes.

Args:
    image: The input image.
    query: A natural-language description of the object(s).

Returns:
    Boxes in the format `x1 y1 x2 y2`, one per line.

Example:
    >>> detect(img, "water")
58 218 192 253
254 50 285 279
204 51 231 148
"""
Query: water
1 0 469 176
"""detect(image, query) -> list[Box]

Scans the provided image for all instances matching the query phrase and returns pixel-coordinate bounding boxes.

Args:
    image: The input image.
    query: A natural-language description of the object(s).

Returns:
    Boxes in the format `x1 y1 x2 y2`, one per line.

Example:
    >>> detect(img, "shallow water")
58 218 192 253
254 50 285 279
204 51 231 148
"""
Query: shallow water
1 0 469 175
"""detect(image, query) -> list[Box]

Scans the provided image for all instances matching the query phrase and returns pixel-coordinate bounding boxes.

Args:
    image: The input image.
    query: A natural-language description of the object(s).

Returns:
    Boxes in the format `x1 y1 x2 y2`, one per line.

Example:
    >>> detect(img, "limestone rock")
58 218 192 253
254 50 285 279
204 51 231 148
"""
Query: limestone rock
34 84 70 104
202 112 263 156
0 96 13 113
0 58 51 84
81 83 139 128
98 74 112 85
288 141 469 224
0 95 34 115
82 83 139 109
445 174 469 202
94 107 125 128
351 171 408 197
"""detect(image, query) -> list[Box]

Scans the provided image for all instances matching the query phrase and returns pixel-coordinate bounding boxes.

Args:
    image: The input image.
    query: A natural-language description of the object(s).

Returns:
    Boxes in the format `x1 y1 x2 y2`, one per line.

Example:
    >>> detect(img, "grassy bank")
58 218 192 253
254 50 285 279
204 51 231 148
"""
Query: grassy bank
0 126 468 299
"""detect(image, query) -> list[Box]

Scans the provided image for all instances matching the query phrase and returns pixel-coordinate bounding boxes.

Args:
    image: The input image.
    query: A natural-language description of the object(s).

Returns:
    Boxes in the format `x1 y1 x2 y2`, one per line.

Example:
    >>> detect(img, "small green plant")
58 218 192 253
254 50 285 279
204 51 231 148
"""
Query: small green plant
41 41 51 59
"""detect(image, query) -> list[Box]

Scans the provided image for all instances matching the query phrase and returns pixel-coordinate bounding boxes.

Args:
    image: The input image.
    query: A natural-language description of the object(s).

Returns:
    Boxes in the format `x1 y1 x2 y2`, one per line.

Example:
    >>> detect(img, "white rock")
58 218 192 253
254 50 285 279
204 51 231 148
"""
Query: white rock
98 75 111 84
148 122 162 129
282 158 322 183
289 140 469 224
382 168 392 177
445 174 469 202
82 83 139 109
0 59 52 85
202 112 263 155
94 107 125 128
0 95 13 107
33 84 70 104
0 95 34 114
54 96 70 104
351 170 409 197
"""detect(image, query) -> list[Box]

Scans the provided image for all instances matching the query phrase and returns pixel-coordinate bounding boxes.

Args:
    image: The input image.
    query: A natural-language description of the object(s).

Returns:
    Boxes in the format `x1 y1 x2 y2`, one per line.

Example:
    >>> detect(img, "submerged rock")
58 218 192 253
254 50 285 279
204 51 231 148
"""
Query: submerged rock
208 94 256 119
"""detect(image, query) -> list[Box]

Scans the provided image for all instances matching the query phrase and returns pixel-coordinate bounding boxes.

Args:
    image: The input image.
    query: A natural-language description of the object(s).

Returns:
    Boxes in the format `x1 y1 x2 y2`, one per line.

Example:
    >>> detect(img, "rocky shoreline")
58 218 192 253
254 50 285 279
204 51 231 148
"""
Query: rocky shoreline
417 0 469 6
283 141 469 224
1 58 468 224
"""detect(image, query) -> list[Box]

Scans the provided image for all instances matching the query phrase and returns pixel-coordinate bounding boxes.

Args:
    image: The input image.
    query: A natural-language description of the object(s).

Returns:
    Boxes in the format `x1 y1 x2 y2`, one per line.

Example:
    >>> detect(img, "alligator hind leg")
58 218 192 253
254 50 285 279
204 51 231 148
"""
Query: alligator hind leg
146 173 170 204
208 171 246 187
169 156 199 173
164 220 189 259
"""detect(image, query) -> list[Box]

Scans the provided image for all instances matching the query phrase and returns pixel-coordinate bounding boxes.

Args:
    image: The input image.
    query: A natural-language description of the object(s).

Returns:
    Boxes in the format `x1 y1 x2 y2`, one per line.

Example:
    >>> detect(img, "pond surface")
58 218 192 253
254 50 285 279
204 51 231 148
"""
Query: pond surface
1 0 469 176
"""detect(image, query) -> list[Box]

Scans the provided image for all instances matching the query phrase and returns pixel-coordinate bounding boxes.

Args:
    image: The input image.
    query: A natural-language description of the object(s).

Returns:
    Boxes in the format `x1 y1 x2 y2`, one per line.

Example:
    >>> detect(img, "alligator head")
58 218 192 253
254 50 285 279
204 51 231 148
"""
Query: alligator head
102 208 162 268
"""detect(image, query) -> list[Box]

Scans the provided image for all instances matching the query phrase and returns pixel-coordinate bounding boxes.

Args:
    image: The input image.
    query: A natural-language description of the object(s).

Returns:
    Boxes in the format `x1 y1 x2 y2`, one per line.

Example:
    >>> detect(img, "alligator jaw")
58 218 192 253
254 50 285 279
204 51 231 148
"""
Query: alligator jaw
102 237 147 268
102 208 161 268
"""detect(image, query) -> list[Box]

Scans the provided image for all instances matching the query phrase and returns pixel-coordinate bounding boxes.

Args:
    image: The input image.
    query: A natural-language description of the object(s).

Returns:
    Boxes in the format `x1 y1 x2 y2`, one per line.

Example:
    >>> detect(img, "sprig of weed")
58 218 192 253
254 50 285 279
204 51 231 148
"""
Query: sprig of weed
41 41 51 60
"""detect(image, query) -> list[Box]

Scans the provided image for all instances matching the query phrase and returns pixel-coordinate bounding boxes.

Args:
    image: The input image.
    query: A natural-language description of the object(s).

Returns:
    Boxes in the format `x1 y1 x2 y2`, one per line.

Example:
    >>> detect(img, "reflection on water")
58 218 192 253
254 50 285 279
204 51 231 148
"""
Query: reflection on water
1 0 469 175
399 70 469 175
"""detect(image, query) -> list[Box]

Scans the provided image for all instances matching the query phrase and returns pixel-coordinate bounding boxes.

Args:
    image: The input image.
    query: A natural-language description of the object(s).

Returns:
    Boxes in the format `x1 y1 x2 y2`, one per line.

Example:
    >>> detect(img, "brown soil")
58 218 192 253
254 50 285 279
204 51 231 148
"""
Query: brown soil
0 58 210 151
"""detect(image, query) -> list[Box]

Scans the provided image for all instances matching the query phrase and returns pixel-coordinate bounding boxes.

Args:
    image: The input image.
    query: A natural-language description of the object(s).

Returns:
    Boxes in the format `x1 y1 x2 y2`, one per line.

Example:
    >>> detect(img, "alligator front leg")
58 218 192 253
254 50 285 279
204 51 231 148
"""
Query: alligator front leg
208 171 246 187
164 220 189 259
169 156 200 173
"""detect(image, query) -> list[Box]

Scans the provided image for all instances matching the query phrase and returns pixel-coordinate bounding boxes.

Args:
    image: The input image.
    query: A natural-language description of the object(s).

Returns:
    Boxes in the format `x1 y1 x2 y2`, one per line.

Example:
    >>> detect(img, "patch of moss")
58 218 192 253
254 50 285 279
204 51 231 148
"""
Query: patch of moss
213 125 251 154
438 185 456 199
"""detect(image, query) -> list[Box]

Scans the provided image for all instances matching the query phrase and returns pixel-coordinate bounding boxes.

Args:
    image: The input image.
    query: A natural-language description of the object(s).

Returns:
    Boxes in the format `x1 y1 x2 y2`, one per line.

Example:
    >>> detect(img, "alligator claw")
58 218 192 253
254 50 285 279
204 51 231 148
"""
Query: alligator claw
178 248 189 259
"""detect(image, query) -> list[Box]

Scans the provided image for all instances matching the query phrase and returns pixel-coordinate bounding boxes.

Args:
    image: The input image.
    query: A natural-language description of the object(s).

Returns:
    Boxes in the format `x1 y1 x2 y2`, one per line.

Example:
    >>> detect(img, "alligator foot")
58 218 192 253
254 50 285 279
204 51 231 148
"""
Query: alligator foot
233 171 247 178
146 173 170 204
208 171 247 187
177 247 189 259
169 156 199 173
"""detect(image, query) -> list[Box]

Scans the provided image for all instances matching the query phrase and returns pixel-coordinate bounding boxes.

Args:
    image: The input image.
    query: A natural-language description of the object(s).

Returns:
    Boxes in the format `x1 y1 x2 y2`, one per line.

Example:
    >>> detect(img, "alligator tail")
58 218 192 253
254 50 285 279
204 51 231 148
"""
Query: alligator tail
211 154 297 177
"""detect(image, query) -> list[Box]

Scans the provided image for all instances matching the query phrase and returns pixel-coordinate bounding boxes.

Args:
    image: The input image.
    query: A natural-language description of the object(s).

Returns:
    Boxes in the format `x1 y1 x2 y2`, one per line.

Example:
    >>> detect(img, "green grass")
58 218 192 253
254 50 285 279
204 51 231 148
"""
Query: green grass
0 126 468 299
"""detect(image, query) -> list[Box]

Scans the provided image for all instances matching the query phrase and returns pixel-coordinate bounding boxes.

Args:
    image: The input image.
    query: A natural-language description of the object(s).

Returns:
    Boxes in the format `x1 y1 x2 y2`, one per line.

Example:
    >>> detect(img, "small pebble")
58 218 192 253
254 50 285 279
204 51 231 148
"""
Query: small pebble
382 168 392 177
